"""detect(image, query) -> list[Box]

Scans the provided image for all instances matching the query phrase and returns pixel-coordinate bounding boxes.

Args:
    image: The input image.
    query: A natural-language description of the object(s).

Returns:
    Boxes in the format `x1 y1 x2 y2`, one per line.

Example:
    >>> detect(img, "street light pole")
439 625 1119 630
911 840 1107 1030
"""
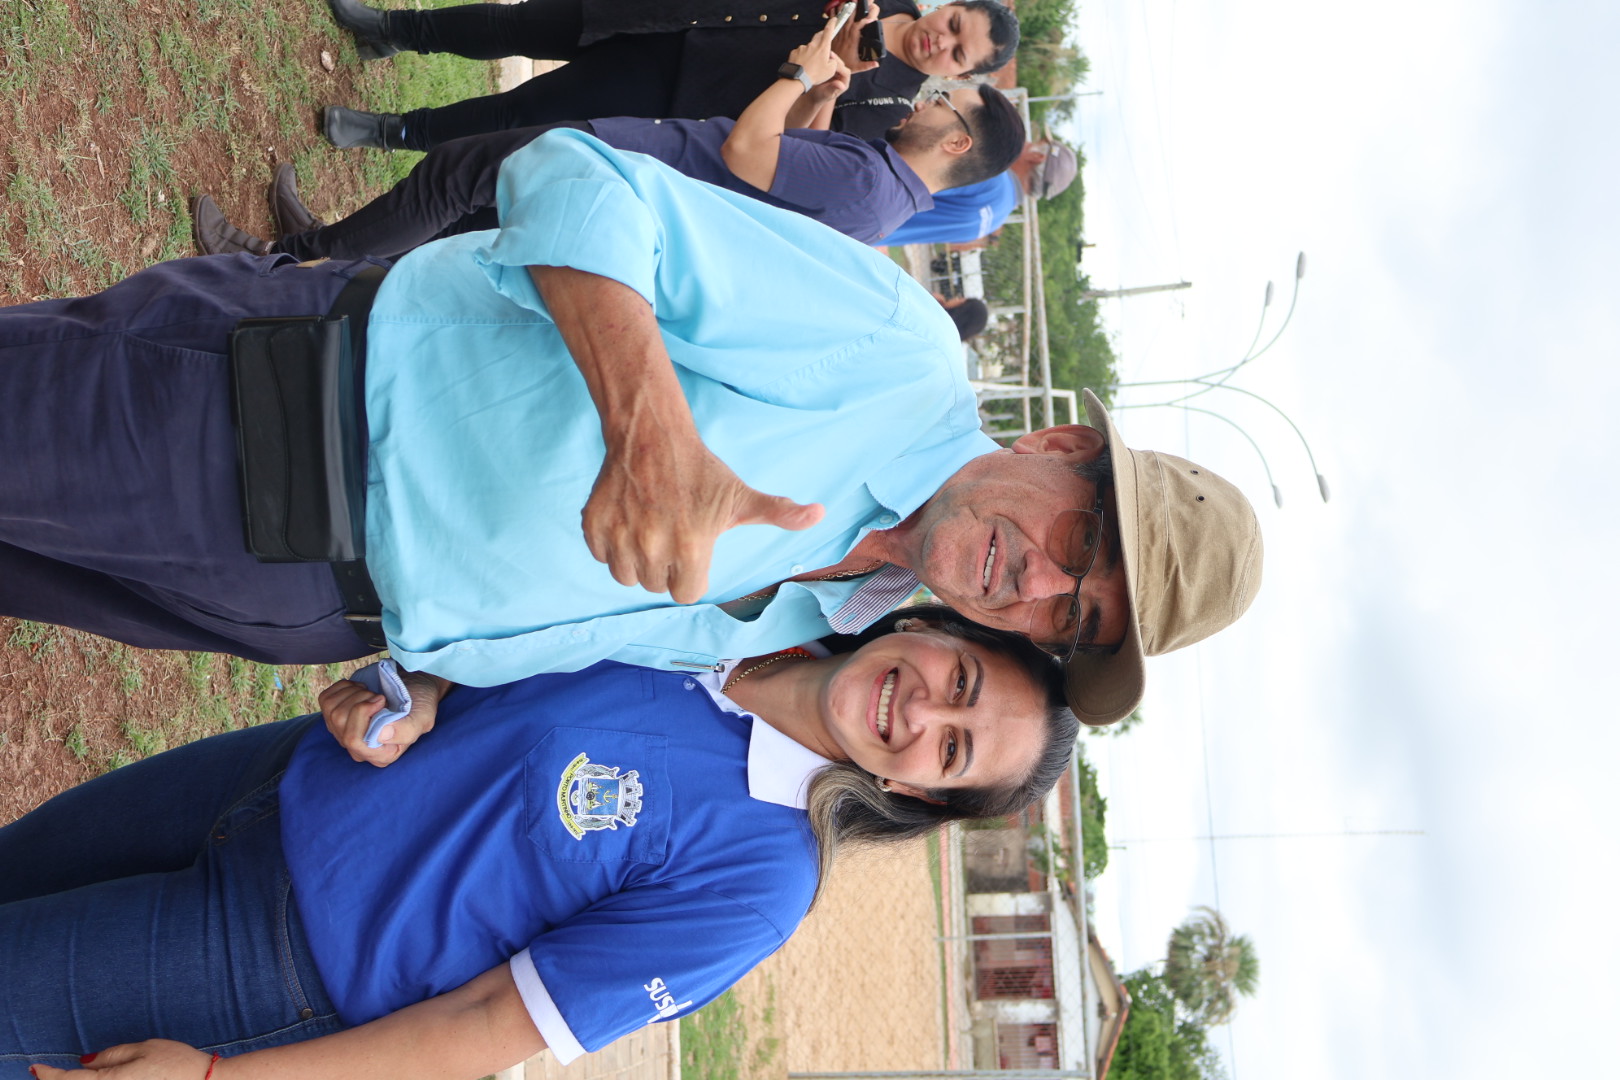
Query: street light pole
1106 252 1325 504
1113 252 1305 390
1080 280 1192 301
1117 382 1330 502
1167 405 1285 508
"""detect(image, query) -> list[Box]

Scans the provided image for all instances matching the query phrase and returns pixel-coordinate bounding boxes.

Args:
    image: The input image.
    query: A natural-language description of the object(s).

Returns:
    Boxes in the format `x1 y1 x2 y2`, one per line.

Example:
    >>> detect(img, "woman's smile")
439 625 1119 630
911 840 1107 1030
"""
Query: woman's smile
870 668 899 742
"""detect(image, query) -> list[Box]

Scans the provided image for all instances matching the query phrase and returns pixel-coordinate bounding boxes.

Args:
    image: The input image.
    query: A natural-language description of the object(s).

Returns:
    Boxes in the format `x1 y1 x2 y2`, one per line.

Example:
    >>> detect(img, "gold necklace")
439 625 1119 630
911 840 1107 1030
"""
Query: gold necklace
723 647 816 692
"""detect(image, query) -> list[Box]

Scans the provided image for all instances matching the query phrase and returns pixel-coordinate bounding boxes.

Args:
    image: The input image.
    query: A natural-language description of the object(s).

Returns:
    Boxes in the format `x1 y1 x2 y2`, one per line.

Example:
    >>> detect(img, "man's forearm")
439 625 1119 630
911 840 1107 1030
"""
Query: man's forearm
529 266 698 454
525 264 821 604
721 77 808 191
784 88 833 130
791 95 837 131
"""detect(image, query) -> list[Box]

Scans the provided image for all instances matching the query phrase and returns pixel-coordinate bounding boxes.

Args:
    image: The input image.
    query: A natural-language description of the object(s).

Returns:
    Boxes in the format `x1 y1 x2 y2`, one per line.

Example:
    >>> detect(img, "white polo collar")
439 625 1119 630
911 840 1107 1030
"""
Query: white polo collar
695 646 833 810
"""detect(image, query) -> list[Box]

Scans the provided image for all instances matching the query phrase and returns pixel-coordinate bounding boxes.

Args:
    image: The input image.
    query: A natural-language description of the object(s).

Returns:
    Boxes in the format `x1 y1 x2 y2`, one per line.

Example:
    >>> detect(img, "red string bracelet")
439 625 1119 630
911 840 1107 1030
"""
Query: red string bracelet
203 1053 222 1080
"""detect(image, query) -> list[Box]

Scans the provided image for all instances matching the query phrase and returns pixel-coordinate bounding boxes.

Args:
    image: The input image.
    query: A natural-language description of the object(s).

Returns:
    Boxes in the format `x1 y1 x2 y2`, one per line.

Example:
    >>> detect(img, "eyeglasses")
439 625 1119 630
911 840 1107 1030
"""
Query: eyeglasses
1032 490 1108 662
924 89 973 140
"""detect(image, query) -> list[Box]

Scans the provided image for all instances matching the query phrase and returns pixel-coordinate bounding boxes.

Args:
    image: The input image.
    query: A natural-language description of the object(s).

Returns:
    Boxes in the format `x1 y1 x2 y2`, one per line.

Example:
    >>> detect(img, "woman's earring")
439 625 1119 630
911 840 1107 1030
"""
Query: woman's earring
893 618 919 632
876 777 893 793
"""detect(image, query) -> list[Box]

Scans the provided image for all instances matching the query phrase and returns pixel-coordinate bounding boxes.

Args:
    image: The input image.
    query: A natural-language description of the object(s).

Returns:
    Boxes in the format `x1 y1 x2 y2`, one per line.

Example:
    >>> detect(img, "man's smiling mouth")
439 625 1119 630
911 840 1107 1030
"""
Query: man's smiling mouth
982 536 997 593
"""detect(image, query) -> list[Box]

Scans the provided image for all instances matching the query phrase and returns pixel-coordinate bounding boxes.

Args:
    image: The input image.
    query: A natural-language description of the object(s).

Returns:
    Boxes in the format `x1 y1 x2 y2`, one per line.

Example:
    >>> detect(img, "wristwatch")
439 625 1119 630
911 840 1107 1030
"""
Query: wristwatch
777 61 815 95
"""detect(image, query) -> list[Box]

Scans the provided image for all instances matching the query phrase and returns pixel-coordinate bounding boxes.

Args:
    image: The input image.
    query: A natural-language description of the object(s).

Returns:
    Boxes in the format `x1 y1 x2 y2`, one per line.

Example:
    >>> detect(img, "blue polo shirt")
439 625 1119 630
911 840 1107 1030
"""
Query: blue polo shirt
279 661 825 1062
880 171 1021 246
362 130 995 685
588 116 932 243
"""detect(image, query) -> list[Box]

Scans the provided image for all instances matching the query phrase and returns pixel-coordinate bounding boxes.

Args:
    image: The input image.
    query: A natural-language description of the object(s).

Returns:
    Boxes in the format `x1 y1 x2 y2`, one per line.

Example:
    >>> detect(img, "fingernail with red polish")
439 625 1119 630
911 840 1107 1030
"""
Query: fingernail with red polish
81 1053 98 1064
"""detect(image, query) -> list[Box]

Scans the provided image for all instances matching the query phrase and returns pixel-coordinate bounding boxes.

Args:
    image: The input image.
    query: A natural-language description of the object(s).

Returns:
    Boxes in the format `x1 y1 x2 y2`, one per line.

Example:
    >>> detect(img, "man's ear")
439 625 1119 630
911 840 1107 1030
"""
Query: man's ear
1009 424 1107 459
887 780 948 805
941 131 973 157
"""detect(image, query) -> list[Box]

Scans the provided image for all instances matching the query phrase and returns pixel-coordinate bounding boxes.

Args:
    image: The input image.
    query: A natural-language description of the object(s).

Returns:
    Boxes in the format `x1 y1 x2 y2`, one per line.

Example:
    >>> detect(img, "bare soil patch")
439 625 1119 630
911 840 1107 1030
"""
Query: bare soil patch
745 840 947 1073
0 618 371 824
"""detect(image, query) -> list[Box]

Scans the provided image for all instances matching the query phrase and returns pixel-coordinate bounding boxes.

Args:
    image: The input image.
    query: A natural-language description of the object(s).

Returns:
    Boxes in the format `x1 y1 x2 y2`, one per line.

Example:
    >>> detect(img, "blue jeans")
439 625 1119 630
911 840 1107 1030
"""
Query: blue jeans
0 717 343 1076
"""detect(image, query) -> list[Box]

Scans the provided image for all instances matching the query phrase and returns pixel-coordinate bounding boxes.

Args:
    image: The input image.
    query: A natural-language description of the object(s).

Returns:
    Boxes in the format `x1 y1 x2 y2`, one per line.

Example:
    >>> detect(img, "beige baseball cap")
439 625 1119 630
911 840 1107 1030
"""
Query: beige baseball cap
1064 390 1265 726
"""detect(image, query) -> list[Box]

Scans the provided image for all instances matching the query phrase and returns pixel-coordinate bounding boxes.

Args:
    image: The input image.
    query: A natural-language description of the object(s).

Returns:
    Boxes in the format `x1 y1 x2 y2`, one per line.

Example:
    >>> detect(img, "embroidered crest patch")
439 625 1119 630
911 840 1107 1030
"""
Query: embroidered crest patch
556 752 645 840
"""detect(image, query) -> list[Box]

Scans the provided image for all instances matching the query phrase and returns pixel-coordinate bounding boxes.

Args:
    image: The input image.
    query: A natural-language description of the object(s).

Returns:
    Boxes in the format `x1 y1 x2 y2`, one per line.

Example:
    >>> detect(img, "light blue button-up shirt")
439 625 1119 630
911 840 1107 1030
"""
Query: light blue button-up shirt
361 131 995 685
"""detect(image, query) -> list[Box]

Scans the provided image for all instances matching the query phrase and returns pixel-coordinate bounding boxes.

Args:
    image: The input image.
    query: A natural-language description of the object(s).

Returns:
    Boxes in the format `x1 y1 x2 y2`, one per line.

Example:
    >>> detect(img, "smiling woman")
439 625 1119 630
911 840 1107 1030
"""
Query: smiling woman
0 605 1075 1080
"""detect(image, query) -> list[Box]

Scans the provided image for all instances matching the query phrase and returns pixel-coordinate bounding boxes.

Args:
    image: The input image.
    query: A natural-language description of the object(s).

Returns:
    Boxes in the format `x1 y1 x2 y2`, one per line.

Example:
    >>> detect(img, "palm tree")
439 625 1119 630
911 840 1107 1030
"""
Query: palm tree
1162 906 1260 1027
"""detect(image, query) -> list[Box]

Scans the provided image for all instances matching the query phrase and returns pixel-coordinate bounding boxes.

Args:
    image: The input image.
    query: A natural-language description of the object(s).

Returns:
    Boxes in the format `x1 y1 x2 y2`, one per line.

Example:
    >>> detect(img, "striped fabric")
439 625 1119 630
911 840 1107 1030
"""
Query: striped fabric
827 563 923 633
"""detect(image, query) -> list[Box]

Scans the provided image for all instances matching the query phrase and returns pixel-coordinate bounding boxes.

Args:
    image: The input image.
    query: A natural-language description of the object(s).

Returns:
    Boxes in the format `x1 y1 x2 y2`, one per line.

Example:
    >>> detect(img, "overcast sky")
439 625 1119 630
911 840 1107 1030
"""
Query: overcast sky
1059 0 1620 1076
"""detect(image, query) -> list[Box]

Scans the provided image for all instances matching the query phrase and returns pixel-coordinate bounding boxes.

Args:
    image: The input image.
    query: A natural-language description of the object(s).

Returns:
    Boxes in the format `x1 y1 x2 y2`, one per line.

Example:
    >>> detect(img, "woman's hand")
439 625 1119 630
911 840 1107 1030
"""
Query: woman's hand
320 671 449 767
33 1040 211 1080
829 0 881 74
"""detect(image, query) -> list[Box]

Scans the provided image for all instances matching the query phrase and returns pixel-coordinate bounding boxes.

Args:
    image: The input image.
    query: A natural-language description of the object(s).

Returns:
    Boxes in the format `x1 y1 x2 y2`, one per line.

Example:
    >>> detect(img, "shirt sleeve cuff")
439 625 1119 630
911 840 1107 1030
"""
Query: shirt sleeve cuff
479 130 661 311
510 948 589 1065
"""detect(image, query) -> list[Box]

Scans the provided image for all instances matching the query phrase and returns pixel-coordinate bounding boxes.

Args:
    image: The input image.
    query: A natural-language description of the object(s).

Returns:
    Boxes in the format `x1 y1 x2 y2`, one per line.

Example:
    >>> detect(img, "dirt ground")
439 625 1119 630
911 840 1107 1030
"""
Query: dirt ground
0 0 454 308
746 840 947 1074
0 618 370 825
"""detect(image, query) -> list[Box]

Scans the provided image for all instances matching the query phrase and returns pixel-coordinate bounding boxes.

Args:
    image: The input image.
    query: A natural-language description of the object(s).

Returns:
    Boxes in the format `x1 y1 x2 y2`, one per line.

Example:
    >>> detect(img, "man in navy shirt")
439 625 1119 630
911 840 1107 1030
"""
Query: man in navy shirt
195 28 1025 252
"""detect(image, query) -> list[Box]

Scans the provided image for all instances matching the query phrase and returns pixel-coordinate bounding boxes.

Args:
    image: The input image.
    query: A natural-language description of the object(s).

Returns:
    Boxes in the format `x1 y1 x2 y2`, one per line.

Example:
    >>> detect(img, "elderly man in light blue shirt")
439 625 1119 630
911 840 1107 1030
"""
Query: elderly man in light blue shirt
0 130 1262 741
364 130 991 684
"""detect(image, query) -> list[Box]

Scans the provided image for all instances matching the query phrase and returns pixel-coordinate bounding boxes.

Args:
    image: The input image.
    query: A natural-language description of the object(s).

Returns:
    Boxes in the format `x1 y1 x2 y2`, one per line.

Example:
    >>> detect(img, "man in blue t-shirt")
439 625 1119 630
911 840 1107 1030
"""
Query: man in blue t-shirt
195 27 1025 252
879 136 1078 247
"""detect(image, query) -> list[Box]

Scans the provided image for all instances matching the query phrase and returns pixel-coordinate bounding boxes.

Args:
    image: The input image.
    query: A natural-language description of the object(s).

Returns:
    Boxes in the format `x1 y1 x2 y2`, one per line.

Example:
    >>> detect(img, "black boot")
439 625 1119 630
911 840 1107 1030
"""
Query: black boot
190 195 273 256
268 163 326 236
327 0 400 59
324 106 406 150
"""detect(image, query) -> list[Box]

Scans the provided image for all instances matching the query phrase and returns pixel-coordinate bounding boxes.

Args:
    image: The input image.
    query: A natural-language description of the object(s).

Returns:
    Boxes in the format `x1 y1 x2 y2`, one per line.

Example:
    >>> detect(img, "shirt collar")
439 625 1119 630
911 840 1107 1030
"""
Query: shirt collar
827 563 922 632
694 647 834 810
875 141 935 216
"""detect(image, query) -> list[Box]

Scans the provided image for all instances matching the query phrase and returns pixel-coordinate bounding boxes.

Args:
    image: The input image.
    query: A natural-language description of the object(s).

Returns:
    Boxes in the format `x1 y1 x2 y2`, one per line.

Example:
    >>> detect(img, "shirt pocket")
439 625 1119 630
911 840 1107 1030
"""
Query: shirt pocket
525 726 670 866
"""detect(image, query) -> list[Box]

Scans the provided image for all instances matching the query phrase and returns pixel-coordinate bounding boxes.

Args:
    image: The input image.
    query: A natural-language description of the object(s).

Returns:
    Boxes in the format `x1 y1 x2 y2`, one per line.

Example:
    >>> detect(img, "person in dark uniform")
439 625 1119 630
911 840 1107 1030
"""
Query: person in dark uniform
320 0 1018 150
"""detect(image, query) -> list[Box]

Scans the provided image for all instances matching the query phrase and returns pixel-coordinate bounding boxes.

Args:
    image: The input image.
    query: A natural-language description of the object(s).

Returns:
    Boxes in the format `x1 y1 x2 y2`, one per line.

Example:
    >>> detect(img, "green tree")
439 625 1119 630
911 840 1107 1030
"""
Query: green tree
969 0 1118 427
1008 0 1091 126
1111 971 1227 1080
1163 907 1261 1027
979 178 1118 409
1074 747 1108 879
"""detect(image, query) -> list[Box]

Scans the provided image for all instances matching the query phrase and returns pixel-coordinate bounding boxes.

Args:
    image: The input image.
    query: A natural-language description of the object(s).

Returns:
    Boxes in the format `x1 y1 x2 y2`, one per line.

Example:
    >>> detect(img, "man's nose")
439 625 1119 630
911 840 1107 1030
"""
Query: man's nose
1020 548 1076 600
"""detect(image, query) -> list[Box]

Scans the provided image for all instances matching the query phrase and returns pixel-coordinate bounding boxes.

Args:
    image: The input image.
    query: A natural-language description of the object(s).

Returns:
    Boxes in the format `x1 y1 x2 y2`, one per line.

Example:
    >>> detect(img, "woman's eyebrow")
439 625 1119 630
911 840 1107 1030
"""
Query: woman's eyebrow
968 654 984 707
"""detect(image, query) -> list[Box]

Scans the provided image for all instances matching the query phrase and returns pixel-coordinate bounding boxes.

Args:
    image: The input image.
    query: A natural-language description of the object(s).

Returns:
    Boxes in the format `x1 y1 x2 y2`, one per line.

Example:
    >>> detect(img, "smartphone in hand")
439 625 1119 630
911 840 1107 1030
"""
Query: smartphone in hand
830 1 856 36
855 0 887 61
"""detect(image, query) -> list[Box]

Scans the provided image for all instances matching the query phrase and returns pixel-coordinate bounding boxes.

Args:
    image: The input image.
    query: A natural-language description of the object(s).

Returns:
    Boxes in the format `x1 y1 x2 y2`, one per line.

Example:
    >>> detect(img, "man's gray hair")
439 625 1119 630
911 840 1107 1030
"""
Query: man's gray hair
1072 446 1112 486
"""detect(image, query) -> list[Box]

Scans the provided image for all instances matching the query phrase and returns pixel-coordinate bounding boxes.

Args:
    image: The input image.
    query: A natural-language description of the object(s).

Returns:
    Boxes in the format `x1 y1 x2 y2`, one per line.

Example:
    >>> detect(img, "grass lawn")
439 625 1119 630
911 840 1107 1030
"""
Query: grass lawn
0 0 499 809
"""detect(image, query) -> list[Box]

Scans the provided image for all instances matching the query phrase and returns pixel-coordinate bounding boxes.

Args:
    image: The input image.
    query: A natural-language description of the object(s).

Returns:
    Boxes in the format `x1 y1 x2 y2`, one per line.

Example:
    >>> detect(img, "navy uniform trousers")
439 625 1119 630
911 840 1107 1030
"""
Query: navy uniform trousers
0 253 382 664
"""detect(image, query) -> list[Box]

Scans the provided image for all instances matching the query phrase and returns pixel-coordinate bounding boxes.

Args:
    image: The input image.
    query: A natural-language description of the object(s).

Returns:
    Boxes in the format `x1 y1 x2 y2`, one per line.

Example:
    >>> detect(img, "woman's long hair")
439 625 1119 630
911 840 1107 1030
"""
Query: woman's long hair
801 604 1079 903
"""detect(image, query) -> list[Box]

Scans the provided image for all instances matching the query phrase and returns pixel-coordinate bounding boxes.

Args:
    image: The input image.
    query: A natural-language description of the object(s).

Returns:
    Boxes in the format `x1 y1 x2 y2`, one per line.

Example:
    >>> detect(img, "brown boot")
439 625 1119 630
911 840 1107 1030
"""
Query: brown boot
268 163 326 237
190 195 272 256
